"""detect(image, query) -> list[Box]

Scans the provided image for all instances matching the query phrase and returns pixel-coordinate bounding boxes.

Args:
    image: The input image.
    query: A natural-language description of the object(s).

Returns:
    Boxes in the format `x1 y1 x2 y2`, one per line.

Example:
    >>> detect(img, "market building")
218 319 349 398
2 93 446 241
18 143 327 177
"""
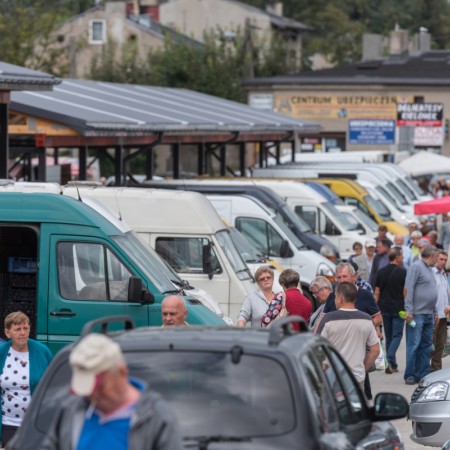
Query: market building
244 47 450 156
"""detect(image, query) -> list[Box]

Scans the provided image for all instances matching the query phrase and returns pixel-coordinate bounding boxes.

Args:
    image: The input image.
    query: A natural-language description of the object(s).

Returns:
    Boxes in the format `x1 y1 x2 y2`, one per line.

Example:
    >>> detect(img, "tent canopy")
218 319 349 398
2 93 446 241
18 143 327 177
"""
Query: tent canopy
399 151 450 176
414 195 450 215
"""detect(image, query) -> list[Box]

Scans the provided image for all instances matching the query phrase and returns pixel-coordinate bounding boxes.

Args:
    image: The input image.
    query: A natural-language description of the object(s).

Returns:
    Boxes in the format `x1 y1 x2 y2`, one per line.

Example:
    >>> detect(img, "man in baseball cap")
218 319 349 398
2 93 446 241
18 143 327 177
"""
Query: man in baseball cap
352 239 376 283
41 334 182 450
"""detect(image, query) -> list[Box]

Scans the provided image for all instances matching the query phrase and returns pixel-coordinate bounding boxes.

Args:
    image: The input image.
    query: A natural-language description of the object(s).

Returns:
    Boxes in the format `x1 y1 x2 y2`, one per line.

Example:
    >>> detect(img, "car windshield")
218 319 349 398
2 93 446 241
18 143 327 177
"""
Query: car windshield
321 202 357 231
364 195 393 221
112 231 175 293
215 230 253 280
228 227 266 263
35 350 296 442
128 351 296 438
352 208 379 232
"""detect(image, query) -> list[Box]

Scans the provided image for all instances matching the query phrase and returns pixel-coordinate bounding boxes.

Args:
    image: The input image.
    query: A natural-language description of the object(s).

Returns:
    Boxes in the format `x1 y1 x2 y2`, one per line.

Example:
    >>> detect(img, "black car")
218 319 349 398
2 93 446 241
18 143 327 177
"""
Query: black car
9 316 408 450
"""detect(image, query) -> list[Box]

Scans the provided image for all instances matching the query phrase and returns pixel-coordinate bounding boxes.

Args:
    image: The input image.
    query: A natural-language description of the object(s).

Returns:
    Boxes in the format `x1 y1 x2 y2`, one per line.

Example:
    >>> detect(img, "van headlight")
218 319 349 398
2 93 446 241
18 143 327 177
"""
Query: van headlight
317 263 335 282
417 382 449 402
320 245 336 259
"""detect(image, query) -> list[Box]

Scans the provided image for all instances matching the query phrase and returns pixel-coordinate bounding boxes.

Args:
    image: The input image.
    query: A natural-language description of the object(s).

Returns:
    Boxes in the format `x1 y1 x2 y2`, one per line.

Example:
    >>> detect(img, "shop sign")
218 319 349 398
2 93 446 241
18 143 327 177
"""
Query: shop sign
348 119 396 145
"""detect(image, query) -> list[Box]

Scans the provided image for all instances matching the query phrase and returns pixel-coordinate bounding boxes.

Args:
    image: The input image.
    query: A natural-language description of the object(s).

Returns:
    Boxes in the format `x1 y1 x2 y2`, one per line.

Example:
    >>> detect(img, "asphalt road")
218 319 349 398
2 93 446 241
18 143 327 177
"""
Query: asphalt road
371 332 450 449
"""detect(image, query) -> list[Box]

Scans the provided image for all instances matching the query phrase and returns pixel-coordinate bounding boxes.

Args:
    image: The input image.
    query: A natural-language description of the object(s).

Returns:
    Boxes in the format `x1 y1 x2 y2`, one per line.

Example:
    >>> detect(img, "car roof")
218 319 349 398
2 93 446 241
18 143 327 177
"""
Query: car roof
74 317 320 358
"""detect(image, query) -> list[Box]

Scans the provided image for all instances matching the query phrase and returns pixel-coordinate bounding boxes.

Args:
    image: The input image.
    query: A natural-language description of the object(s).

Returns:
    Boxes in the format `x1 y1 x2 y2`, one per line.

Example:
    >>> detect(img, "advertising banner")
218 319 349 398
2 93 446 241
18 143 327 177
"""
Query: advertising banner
413 127 444 146
348 119 396 145
397 103 443 127
274 94 413 120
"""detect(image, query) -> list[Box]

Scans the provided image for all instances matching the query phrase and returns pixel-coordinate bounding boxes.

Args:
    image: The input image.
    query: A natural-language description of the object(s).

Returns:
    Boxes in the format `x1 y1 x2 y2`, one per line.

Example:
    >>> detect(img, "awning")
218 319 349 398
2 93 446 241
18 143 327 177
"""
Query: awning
414 195 450 215
398 150 450 176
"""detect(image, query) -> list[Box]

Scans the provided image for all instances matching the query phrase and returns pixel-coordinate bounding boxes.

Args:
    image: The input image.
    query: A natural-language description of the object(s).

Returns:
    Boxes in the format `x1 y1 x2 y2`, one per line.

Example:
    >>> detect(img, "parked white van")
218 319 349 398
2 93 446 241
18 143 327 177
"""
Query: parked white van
252 165 416 226
63 187 255 320
335 205 379 238
205 194 336 300
238 180 365 260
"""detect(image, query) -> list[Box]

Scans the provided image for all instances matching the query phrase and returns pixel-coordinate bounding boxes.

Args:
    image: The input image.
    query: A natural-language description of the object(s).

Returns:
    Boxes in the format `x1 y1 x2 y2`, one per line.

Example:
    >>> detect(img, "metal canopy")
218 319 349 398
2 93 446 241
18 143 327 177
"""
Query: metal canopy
0 62 60 179
11 78 320 137
0 61 60 91
9 78 320 184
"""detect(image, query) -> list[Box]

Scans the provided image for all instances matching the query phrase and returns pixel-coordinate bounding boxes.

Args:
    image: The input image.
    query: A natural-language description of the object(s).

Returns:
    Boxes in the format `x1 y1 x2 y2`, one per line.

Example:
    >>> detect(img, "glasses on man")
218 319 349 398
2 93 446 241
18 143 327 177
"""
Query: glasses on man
311 287 325 297
258 276 272 282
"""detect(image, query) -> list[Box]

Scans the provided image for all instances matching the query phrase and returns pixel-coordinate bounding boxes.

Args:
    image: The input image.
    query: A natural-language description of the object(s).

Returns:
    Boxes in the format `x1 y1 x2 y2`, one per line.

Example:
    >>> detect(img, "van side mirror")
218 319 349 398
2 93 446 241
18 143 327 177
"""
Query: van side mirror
280 240 293 258
128 276 154 304
202 243 212 275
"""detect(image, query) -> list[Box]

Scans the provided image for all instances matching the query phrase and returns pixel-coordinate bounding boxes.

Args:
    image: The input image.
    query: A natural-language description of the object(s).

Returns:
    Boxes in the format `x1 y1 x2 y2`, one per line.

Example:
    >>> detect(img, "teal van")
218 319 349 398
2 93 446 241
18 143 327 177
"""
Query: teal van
0 193 224 353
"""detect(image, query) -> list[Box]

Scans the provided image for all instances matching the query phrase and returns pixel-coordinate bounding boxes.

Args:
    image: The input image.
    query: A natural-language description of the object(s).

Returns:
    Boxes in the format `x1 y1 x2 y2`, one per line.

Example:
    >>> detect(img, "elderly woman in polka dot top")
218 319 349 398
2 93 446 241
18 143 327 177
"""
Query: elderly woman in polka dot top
0 312 52 447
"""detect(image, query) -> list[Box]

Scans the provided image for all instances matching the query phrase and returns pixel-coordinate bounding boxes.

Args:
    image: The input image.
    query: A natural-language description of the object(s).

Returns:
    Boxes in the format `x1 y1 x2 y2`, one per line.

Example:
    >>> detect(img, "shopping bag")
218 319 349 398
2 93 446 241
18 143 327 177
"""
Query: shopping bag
374 340 388 371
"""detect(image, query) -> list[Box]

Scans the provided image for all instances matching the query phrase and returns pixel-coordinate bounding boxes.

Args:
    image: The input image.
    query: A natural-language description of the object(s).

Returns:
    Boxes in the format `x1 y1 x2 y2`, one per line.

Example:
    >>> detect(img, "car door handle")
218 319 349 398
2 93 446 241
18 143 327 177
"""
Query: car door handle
50 310 76 317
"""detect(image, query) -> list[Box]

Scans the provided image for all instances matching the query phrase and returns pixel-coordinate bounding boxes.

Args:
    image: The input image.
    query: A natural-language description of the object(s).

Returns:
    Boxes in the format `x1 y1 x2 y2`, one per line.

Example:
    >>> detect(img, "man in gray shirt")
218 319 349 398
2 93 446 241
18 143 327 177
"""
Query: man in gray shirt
404 245 439 385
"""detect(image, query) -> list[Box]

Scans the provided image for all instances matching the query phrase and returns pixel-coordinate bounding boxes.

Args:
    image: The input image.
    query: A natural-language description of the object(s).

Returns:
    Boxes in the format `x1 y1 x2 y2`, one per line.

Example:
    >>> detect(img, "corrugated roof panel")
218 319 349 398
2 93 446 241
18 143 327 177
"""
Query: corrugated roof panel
11 78 320 134
0 62 60 90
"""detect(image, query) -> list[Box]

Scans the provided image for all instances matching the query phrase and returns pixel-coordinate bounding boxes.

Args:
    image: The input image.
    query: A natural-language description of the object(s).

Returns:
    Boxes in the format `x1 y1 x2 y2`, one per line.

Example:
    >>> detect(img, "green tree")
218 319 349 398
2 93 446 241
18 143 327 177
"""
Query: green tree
240 0 450 65
0 1 72 73
89 28 298 103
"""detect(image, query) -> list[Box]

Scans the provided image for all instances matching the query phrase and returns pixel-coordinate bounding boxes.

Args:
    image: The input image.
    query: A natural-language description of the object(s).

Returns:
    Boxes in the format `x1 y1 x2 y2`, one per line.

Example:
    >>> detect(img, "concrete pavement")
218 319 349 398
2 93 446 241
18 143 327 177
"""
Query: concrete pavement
370 333 450 449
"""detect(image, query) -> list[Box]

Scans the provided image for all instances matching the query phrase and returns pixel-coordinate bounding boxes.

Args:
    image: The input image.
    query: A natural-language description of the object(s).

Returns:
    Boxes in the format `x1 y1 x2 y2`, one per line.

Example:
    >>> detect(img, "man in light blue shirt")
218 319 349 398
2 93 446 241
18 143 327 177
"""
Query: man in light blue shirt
393 234 413 269
404 245 439 385
431 251 450 372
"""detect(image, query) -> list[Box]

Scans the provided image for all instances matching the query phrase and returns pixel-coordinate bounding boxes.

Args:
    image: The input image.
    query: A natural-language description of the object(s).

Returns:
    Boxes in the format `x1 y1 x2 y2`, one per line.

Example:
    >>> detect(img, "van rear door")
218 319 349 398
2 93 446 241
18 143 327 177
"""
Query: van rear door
47 235 150 352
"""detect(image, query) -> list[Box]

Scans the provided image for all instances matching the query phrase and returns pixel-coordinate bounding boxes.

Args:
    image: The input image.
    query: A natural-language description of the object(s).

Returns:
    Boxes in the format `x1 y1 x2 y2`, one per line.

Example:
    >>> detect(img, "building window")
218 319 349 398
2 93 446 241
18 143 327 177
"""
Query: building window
89 19 106 44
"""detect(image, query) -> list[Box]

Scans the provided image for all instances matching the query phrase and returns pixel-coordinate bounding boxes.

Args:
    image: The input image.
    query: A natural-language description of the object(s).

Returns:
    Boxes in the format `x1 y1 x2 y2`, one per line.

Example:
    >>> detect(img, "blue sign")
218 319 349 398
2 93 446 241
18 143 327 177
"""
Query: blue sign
348 120 396 145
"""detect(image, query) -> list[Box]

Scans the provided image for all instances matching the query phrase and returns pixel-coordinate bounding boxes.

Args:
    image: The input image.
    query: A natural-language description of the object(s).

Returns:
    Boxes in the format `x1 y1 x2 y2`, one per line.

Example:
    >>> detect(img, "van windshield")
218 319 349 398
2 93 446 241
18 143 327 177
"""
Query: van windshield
376 186 404 211
215 230 253 280
397 178 417 201
266 203 311 235
228 227 266 263
273 215 304 250
407 175 427 196
321 202 357 231
352 208 379 232
387 182 408 206
364 195 393 221
143 241 190 289
112 231 176 293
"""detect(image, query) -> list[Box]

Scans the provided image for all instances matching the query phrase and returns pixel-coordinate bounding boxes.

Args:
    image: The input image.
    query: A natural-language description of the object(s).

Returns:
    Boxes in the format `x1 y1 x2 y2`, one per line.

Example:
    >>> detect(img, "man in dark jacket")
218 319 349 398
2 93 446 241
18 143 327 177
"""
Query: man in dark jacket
40 334 183 450
373 247 407 374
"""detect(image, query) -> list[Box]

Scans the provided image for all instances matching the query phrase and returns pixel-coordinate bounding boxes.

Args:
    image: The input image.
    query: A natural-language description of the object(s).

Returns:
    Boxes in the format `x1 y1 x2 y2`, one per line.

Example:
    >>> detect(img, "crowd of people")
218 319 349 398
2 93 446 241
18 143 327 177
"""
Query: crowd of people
2 214 450 447
237 216 450 395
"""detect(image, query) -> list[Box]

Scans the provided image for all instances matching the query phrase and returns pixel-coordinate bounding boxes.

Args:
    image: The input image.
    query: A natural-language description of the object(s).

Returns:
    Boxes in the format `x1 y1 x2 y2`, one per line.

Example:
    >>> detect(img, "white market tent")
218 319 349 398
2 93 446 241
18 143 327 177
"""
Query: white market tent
398 150 450 176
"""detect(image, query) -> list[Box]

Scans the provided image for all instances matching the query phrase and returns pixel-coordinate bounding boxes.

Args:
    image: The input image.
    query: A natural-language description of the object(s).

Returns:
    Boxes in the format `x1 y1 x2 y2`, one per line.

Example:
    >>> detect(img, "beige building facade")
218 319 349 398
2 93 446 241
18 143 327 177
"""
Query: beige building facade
37 1 166 79
159 0 309 69
245 51 450 156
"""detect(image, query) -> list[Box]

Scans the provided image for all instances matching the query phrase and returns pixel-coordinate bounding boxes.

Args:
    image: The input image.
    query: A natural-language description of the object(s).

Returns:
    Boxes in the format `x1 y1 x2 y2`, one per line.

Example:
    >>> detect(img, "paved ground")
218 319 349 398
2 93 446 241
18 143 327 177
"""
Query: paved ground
370 335 450 449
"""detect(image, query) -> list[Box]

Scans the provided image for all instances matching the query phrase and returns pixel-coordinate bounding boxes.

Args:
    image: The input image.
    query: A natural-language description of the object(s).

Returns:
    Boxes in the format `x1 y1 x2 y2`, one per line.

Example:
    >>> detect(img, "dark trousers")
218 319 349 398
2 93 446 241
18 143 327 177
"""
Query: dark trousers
382 312 405 369
364 372 372 400
2 424 19 447
430 318 448 372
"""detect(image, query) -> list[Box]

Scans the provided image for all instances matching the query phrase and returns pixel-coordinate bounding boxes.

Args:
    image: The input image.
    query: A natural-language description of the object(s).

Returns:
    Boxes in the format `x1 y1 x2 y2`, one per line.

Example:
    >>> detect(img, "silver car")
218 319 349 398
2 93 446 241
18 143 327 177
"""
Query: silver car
409 367 450 447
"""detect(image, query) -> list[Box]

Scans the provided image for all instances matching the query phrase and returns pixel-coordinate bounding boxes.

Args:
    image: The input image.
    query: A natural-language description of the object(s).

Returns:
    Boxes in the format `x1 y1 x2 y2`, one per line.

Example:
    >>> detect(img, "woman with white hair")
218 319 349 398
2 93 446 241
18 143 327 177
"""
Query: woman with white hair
237 266 282 328
409 230 423 260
